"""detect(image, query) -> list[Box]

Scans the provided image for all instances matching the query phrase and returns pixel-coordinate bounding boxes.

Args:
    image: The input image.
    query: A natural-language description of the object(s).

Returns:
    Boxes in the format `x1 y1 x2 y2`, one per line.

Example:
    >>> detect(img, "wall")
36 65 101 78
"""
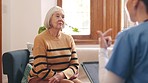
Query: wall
41 0 57 25
2 0 57 53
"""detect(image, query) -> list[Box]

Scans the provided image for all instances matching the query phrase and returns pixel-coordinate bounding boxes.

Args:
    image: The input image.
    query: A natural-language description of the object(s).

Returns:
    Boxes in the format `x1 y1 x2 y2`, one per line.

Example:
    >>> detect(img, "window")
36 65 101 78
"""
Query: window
58 0 122 45
62 0 90 35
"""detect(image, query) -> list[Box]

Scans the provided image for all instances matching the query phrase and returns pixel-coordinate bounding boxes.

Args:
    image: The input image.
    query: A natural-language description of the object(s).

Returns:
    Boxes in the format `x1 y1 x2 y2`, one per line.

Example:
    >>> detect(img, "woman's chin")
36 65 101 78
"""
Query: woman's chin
57 26 64 29
55 27 63 30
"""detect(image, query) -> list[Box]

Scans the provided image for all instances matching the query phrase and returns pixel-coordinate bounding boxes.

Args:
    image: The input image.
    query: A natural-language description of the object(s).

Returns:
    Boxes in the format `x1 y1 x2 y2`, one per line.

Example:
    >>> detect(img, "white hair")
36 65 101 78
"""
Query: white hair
44 6 64 29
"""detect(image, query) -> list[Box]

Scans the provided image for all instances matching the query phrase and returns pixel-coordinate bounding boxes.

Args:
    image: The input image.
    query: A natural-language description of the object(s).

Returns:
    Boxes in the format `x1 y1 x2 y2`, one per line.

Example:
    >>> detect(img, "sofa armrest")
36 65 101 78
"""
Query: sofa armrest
2 49 30 83
76 48 99 83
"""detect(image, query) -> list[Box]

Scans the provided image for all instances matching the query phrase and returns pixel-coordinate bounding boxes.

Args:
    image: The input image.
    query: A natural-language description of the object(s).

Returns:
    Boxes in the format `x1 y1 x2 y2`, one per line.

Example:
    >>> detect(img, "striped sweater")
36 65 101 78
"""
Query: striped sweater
28 30 79 80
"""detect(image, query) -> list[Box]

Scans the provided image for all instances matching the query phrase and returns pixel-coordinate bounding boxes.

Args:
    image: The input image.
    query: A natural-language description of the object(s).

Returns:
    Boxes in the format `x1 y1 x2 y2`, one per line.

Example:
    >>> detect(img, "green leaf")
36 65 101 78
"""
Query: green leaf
38 26 46 34
72 27 79 32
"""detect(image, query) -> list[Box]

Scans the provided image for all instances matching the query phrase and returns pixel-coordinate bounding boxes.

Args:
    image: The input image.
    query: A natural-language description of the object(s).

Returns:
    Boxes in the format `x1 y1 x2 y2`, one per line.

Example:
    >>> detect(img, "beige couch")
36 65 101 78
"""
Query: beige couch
76 45 99 83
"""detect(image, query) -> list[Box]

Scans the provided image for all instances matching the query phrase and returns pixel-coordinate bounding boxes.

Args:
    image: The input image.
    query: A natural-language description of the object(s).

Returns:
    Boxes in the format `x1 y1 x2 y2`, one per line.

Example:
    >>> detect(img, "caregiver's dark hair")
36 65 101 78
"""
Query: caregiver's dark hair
142 0 148 13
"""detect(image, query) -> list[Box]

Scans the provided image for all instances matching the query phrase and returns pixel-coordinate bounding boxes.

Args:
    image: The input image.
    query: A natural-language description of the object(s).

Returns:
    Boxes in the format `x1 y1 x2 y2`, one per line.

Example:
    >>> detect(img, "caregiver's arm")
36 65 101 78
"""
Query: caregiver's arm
98 29 124 83
99 48 124 83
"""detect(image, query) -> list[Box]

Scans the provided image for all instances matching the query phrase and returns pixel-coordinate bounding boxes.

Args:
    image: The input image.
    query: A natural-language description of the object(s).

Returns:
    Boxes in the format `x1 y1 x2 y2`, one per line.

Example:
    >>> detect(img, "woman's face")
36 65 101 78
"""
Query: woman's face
126 0 138 22
50 10 65 30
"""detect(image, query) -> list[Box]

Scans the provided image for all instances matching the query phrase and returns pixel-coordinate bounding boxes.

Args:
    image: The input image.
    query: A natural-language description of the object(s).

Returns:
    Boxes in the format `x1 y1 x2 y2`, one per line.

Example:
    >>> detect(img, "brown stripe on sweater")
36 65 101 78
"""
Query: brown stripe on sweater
48 61 70 65
47 47 71 52
46 54 71 59
34 62 48 67
34 55 47 59
32 68 48 74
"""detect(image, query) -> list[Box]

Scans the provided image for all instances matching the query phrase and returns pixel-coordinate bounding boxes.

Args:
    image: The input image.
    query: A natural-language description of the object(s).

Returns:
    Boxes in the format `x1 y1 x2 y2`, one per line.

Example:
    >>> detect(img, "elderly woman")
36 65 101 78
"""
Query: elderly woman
28 6 82 83
98 0 148 83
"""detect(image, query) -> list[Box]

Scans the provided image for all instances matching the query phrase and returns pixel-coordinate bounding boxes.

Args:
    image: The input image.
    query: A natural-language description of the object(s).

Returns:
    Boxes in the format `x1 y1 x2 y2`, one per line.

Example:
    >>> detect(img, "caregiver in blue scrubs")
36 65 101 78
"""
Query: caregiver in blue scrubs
98 0 148 83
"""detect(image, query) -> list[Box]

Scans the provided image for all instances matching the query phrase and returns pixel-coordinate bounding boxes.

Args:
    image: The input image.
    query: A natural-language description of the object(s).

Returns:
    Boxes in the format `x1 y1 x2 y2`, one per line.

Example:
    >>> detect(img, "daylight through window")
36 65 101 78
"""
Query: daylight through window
62 0 90 35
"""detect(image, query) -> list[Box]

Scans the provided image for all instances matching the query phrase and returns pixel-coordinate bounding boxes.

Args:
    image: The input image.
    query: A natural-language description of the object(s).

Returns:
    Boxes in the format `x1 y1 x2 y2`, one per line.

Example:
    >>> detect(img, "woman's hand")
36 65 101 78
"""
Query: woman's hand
69 71 79 80
48 72 65 83
97 29 112 49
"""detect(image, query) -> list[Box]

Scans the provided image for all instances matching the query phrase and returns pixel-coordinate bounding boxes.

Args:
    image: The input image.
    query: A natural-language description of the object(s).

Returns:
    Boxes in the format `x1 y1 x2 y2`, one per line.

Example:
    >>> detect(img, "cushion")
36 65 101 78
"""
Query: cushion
21 63 32 83
26 42 34 63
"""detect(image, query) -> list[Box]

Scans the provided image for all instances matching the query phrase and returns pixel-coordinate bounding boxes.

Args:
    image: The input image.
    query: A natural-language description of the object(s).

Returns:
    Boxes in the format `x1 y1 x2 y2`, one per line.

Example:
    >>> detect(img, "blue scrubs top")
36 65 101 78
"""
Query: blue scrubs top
106 22 148 83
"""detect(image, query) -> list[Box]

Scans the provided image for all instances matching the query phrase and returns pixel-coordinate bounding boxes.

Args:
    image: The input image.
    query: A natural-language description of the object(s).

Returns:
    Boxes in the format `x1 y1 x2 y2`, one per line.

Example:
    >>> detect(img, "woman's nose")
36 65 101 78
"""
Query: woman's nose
60 16 64 20
59 16 64 22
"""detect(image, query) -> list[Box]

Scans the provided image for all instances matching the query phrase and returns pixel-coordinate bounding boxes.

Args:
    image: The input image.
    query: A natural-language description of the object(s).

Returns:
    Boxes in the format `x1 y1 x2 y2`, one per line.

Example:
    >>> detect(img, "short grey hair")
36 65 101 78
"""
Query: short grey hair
44 6 64 29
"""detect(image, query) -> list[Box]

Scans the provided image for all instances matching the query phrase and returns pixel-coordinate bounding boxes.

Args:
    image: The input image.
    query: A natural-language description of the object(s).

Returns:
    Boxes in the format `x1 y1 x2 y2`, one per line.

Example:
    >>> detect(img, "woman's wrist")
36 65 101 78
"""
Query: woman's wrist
56 72 65 80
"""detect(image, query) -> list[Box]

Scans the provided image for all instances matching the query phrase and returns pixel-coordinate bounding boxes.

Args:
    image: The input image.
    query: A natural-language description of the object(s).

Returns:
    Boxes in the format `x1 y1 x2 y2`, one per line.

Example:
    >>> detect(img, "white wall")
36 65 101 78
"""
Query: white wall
41 0 57 25
2 0 57 53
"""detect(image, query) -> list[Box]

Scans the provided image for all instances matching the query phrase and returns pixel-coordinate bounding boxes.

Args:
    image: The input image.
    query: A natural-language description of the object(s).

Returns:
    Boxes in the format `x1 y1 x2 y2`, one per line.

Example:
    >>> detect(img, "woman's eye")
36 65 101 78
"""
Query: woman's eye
62 16 64 19
56 15 64 19
56 15 60 18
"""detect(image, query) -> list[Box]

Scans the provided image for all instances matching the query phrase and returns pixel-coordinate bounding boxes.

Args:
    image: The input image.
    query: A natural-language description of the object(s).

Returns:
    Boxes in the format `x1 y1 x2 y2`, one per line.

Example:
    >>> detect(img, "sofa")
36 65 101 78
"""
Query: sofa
2 49 30 83
2 46 99 83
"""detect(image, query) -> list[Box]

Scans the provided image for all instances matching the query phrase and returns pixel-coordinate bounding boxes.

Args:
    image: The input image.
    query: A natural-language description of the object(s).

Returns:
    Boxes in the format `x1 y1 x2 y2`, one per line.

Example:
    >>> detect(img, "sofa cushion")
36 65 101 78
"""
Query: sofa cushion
26 42 34 63
21 63 32 83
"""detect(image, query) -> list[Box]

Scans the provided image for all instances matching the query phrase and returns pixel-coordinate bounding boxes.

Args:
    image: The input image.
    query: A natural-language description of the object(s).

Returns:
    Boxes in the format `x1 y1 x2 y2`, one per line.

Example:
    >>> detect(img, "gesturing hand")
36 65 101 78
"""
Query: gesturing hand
97 29 112 49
